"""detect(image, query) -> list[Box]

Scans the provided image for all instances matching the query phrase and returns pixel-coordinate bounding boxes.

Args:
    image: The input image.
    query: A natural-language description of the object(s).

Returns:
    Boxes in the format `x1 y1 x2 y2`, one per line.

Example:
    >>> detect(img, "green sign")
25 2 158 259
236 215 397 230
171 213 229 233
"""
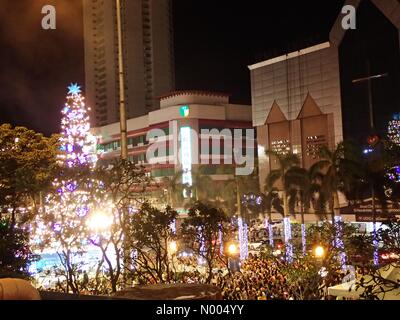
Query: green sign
180 105 190 118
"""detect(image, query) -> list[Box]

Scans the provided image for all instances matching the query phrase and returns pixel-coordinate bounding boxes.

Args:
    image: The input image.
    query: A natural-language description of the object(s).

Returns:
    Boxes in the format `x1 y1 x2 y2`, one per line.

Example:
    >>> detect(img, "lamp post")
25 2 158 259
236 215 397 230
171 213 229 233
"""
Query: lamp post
227 243 240 273
352 60 387 267
116 0 128 161
115 0 132 286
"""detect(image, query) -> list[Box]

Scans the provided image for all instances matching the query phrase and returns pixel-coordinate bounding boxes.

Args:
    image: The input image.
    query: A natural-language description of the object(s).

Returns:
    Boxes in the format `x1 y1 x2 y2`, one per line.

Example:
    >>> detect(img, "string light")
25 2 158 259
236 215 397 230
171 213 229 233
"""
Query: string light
238 217 248 261
373 223 379 267
219 225 223 256
283 217 293 263
334 216 347 268
301 223 306 256
32 84 106 272
58 84 98 168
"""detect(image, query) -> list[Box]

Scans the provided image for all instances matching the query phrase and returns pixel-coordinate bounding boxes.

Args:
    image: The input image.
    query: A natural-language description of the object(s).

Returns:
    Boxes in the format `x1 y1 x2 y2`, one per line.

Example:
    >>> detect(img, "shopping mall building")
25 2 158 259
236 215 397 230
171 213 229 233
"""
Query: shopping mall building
92 90 256 192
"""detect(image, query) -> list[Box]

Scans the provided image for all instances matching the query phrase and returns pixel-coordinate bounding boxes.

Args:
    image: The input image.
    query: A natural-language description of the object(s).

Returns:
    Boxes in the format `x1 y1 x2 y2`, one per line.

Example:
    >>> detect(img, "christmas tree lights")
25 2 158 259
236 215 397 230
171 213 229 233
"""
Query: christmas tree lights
33 84 106 275
59 83 98 168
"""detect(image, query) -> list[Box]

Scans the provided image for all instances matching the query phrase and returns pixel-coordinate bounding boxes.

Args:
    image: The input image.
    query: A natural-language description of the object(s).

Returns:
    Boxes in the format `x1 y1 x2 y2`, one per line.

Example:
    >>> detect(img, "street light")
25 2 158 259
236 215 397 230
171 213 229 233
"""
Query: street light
87 210 113 232
228 243 238 256
169 241 178 255
314 245 325 259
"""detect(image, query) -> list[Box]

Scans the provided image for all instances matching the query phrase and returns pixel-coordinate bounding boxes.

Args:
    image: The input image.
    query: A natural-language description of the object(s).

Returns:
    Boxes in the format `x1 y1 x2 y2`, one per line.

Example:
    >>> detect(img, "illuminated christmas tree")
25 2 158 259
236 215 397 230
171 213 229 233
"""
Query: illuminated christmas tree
32 85 106 285
388 113 400 146
59 83 98 167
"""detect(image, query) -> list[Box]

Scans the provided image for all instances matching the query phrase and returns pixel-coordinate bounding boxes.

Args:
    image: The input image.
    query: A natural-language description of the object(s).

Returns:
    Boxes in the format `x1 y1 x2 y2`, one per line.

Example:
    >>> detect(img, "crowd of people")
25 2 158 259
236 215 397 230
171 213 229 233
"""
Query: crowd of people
212 256 297 300
211 254 347 300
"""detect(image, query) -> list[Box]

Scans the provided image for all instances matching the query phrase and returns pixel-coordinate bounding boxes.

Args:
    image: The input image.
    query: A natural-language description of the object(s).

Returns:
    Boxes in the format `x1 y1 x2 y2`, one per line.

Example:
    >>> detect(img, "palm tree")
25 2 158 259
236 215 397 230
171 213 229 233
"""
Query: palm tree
285 166 322 255
265 151 301 218
310 142 361 266
161 171 183 208
310 142 361 224
222 174 259 220
190 166 215 202
264 151 301 260
263 190 283 247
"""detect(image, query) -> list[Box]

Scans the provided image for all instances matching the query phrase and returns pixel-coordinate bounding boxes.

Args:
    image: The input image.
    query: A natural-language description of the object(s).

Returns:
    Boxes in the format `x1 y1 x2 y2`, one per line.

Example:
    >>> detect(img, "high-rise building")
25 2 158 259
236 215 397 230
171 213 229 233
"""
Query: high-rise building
83 0 175 127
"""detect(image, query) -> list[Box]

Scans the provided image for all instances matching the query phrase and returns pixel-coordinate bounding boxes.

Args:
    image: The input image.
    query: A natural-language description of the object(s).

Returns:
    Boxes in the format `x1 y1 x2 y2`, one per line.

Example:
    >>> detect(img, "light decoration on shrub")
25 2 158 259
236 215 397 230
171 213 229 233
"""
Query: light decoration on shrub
283 217 293 263
387 166 400 184
373 224 379 267
170 219 177 235
238 217 248 261
301 224 307 256
334 216 347 268
198 227 206 265
218 224 223 256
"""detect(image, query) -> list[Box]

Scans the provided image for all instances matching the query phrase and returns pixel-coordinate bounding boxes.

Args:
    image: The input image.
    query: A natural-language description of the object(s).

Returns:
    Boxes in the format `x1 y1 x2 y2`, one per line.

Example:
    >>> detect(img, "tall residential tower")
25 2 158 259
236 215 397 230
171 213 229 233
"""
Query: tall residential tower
83 0 175 127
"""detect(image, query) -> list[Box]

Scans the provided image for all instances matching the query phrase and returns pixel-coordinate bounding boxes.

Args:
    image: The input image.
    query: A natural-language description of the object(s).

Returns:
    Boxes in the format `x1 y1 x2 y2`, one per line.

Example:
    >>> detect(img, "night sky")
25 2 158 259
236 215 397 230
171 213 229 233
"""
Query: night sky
0 0 344 136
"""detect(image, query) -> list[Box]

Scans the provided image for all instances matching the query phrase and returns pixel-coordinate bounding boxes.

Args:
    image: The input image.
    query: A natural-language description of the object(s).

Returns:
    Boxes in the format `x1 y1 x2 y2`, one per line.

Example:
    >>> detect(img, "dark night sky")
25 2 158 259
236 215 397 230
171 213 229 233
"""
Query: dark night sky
0 0 344 136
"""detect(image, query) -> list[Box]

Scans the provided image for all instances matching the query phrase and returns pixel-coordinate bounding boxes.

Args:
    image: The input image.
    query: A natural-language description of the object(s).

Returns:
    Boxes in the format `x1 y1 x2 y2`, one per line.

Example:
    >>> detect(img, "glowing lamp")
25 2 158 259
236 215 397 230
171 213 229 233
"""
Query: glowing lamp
169 241 178 254
87 211 113 232
228 243 238 255
314 245 325 259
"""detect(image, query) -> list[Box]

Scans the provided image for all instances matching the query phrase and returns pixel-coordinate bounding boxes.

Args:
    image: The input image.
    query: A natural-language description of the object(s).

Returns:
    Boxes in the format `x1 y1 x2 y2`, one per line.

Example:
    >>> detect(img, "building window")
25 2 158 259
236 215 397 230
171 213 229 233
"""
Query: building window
151 168 175 178
306 136 326 159
271 140 290 155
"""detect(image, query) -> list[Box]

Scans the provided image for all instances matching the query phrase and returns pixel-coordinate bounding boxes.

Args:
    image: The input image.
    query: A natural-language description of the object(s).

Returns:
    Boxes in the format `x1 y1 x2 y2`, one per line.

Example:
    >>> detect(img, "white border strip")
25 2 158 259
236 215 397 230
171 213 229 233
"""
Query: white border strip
248 42 331 70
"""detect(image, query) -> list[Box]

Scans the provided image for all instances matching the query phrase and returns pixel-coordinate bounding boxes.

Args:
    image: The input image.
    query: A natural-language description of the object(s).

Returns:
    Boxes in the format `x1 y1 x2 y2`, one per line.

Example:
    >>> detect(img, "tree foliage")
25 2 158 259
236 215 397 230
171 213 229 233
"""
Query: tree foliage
0 218 38 279
0 124 59 225
182 202 229 283
130 202 178 284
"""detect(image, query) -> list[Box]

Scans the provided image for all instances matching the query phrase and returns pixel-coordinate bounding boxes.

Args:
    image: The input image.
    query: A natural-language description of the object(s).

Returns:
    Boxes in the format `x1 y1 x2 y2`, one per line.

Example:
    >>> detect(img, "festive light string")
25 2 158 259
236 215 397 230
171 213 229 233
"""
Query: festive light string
301 224 307 256
58 86 98 168
218 224 224 256
283 217 293 263
373 223 379 267
32 84 107 272
334 216 347 268
238 217 248 261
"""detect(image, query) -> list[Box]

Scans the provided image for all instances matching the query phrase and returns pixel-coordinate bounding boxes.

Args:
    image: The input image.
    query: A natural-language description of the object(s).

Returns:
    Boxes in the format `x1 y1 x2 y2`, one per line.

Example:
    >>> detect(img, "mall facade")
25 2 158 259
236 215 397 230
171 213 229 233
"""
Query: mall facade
92 90 256 186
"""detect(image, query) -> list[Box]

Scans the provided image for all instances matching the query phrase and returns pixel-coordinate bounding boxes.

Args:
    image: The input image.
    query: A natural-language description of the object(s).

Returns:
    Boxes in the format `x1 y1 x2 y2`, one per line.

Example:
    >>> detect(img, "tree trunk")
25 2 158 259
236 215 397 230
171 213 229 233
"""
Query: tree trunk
333 191 340 222
236 179 241 217
283 191 289 218
267 211 274 247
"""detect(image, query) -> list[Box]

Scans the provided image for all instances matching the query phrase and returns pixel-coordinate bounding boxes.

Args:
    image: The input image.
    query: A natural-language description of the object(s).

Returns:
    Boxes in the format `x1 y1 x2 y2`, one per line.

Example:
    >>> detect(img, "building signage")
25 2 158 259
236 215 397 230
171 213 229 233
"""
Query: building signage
180 105 190 118
340 199 400 222
180 126 192 198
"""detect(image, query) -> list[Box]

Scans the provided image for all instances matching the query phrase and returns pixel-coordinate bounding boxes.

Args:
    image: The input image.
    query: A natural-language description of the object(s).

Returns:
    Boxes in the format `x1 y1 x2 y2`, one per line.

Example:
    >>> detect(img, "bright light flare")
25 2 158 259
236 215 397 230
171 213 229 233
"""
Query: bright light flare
314 245 325 259
169 241 178 254
87 211 113 232
228 243 238 255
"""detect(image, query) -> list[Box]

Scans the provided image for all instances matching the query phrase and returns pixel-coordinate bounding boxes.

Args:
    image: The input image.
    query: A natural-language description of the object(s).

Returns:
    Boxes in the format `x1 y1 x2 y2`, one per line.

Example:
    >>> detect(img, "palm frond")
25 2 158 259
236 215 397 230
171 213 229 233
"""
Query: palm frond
265 170 282 192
